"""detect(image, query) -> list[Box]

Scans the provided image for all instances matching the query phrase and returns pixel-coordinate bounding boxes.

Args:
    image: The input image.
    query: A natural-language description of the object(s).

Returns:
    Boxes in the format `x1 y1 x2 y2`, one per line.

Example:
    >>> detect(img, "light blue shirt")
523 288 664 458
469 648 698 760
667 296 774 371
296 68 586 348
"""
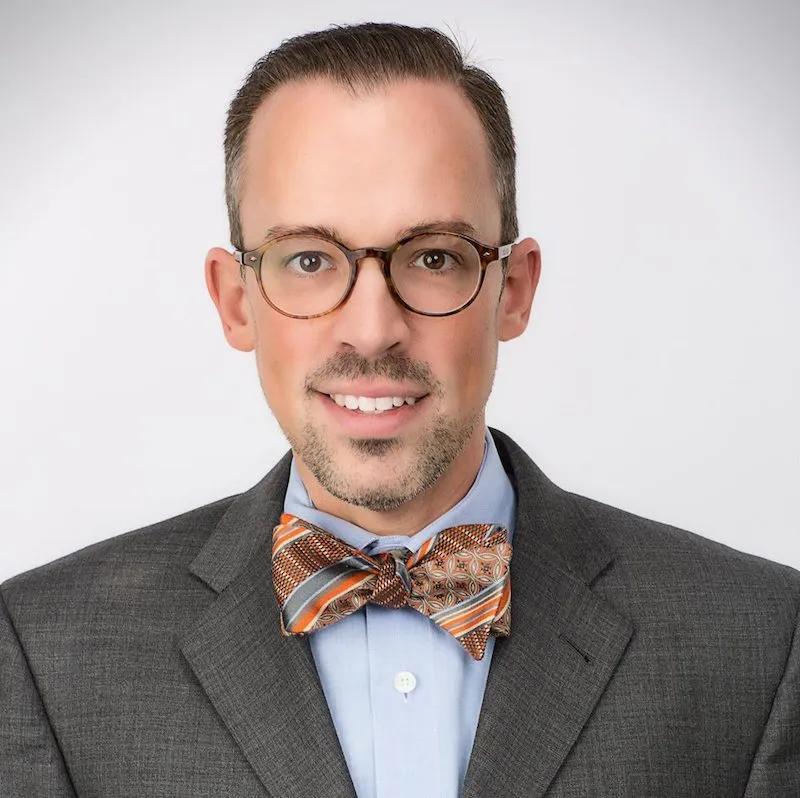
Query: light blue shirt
283 429 516 798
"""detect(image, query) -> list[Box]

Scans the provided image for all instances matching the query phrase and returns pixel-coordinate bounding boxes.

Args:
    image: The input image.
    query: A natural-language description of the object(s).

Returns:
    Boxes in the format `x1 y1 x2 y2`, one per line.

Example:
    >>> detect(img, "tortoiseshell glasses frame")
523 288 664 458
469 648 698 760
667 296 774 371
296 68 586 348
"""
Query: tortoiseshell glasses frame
233 231 514 319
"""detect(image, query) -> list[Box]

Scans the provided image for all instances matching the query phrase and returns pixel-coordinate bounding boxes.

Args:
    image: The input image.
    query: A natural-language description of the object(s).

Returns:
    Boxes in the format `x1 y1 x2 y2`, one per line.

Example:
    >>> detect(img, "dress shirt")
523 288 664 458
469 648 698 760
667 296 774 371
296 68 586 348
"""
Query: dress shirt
282 428 516 798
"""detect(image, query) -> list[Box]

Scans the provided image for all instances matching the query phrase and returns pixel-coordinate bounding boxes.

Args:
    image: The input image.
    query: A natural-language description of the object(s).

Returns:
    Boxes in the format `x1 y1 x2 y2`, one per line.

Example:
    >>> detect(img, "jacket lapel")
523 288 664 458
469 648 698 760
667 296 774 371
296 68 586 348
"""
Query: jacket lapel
180 453 356 798
461 431 634 797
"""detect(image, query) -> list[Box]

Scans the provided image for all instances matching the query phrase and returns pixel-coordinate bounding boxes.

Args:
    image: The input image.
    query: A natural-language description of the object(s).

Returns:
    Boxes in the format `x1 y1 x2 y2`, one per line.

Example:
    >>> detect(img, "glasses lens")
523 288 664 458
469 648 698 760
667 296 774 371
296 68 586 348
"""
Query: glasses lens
390 233 482 313
259 236 350 316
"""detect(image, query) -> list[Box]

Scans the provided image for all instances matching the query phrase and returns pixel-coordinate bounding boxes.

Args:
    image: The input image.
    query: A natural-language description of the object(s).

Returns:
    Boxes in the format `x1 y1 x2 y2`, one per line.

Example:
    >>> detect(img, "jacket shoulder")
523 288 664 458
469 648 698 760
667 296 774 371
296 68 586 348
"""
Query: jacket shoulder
570 491 800 610
1 494 238 610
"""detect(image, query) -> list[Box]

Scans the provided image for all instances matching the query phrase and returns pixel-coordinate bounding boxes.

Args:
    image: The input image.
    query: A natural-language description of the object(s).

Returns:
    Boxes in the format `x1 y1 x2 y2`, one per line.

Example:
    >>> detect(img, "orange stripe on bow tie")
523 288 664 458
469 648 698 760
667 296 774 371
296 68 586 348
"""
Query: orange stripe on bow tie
290 570 375 633
437 592 502 635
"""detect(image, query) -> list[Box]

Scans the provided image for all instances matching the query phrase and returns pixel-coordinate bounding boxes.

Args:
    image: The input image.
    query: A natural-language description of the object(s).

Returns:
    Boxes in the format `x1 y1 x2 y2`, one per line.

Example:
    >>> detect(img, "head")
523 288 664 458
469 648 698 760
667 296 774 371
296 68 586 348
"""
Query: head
206 23 541 525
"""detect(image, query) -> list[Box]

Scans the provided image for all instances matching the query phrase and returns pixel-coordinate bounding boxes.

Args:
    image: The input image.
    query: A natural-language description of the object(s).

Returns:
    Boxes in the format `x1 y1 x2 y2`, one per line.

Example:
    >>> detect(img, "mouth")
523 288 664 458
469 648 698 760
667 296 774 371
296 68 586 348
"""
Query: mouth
324 392 426 414
313 389 429 436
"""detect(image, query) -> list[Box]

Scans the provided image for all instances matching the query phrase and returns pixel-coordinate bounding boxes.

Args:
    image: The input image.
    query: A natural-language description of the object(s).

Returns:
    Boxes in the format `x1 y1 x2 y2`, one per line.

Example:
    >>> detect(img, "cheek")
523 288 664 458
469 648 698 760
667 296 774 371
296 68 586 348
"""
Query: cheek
435 312 498 407
256 345 283 392
252 315 308 406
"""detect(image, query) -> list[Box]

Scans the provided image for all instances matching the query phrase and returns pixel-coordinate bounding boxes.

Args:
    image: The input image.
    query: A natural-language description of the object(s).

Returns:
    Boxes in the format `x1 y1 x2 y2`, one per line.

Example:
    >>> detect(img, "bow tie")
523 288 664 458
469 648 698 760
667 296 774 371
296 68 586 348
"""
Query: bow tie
271 513 512 660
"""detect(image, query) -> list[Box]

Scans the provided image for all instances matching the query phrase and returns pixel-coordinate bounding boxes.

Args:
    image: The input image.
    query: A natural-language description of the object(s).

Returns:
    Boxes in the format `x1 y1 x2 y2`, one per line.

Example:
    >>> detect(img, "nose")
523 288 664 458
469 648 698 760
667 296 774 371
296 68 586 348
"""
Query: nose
330 256 411 358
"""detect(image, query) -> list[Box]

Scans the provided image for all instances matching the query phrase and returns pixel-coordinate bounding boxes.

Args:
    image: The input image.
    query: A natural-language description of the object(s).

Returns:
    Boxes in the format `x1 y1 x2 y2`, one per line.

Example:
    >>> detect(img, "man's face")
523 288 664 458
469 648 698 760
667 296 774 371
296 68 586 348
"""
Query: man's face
209 78 537 514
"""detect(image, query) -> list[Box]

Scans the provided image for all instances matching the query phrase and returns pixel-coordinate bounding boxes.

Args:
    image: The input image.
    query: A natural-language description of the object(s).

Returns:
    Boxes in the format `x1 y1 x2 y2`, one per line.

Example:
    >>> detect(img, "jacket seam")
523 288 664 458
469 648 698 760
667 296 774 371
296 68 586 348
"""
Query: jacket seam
744 585 800 784
0 586 79 794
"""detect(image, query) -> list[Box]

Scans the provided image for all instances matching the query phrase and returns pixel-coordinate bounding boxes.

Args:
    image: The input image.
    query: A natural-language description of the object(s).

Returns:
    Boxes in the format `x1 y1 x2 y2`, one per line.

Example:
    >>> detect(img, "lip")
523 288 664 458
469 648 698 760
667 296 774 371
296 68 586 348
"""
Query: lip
315 391 427 437
314 383 429 400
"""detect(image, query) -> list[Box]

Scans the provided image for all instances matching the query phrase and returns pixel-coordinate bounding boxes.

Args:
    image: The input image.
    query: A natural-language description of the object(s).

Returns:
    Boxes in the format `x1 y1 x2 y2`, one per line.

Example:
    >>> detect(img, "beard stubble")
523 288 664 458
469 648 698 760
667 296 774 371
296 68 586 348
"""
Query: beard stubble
285 352 485 512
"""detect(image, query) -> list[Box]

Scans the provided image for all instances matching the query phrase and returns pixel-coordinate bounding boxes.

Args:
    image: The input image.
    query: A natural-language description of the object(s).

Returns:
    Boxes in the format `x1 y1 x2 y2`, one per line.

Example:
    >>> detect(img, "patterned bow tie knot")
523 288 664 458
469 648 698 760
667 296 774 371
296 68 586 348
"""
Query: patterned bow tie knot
370 550 413 608
272 513 512 660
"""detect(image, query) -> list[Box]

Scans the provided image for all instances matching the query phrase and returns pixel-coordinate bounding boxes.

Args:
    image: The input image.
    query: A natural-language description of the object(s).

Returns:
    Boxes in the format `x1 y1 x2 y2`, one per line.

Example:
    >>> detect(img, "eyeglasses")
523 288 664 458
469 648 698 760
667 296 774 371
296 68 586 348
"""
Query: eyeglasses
233 231 513 319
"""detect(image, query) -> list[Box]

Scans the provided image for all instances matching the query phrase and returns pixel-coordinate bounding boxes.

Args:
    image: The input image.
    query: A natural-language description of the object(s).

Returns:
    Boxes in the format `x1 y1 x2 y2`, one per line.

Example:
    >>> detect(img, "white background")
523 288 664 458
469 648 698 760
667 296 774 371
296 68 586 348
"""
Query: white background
1 0 798 581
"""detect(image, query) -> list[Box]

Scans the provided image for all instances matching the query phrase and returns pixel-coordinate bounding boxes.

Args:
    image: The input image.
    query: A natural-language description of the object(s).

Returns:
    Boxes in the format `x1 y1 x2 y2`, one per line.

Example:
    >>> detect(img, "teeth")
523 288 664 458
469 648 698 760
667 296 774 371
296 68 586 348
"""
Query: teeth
329 394 421 413
357 396 376 412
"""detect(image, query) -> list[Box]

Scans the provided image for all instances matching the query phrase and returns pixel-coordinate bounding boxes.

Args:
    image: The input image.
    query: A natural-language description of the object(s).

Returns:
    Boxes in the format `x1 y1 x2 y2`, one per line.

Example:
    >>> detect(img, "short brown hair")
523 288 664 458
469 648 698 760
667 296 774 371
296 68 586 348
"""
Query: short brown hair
224 22 517 250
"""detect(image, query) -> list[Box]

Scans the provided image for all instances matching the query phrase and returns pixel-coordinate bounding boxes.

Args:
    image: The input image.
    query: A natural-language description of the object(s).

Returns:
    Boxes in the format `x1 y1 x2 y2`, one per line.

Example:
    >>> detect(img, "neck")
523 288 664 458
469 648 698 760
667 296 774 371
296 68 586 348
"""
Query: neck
296 428 486 536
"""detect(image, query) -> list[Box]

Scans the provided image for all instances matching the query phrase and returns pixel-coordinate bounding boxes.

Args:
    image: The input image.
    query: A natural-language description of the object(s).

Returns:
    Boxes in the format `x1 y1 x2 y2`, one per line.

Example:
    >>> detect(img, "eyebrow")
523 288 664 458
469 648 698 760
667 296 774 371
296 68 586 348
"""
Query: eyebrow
262 223 341 242
259 219 483 248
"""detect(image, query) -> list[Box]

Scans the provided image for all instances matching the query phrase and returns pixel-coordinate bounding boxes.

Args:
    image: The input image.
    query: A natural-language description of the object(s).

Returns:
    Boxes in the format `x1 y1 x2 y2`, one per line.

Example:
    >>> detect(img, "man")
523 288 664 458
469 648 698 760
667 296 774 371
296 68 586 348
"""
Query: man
1 21 798 798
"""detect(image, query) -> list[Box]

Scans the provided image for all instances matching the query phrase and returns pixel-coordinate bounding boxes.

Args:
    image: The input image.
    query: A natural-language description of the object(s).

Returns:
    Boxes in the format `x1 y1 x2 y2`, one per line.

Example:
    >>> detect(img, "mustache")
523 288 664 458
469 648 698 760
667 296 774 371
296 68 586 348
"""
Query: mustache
306 352 437 392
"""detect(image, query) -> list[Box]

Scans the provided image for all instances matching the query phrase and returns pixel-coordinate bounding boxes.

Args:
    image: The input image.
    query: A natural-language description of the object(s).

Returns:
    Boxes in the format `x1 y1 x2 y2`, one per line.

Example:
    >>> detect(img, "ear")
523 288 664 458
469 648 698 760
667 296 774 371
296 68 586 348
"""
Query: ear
497 237 541 342
204 247 256 352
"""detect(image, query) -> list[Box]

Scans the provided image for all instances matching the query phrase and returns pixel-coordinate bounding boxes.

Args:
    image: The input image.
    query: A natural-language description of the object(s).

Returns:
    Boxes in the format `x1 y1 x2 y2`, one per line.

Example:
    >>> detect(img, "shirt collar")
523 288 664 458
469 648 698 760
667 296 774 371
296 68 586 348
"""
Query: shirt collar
282 428 516 556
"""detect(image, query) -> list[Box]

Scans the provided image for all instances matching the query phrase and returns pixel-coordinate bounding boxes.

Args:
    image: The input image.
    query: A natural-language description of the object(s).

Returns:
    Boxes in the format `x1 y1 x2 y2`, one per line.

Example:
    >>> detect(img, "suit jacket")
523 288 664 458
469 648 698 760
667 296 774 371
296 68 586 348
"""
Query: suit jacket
2 428 799 797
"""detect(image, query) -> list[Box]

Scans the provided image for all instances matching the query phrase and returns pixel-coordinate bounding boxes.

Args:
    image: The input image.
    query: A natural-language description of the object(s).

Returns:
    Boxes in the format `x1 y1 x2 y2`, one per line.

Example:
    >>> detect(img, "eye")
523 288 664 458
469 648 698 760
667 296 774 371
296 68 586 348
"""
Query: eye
412 249 459 272
284 251 335 275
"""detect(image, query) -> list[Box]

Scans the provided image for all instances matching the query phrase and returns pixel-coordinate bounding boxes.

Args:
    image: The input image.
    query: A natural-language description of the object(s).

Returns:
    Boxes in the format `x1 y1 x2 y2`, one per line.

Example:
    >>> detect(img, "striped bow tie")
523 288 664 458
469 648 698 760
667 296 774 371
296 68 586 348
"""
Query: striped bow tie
272 513 512 660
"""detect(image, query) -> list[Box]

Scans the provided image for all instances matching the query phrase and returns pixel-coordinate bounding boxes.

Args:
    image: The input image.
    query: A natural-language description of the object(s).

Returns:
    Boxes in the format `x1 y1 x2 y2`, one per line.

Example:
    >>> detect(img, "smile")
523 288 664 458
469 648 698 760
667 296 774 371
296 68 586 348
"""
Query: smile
328 394 420 413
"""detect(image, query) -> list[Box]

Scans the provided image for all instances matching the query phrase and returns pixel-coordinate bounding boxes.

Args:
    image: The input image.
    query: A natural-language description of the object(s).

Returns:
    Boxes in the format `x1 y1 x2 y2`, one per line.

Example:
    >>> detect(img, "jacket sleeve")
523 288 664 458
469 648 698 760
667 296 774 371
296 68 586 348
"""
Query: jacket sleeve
0 588 76 797
743 599 800 796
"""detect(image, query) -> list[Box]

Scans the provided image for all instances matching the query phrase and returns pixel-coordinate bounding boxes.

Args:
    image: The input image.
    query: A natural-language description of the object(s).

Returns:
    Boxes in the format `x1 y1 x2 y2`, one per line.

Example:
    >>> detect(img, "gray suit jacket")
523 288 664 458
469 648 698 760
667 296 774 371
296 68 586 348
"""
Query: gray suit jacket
2 429 799 796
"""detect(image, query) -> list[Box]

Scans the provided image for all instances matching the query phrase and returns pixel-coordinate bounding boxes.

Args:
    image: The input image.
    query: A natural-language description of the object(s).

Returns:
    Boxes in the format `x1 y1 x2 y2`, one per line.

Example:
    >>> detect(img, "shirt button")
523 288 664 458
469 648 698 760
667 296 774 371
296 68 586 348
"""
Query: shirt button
393 671 417 695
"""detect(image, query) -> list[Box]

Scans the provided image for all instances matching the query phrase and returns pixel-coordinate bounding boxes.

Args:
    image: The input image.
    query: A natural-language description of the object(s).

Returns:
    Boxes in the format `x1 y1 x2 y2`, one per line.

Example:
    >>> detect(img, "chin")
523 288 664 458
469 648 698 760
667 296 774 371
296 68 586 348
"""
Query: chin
324 476 421 514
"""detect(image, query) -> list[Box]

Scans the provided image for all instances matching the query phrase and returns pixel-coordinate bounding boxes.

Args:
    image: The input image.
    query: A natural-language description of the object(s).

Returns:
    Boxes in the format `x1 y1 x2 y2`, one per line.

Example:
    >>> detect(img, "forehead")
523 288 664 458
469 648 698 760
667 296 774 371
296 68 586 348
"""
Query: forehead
238 78 500 247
